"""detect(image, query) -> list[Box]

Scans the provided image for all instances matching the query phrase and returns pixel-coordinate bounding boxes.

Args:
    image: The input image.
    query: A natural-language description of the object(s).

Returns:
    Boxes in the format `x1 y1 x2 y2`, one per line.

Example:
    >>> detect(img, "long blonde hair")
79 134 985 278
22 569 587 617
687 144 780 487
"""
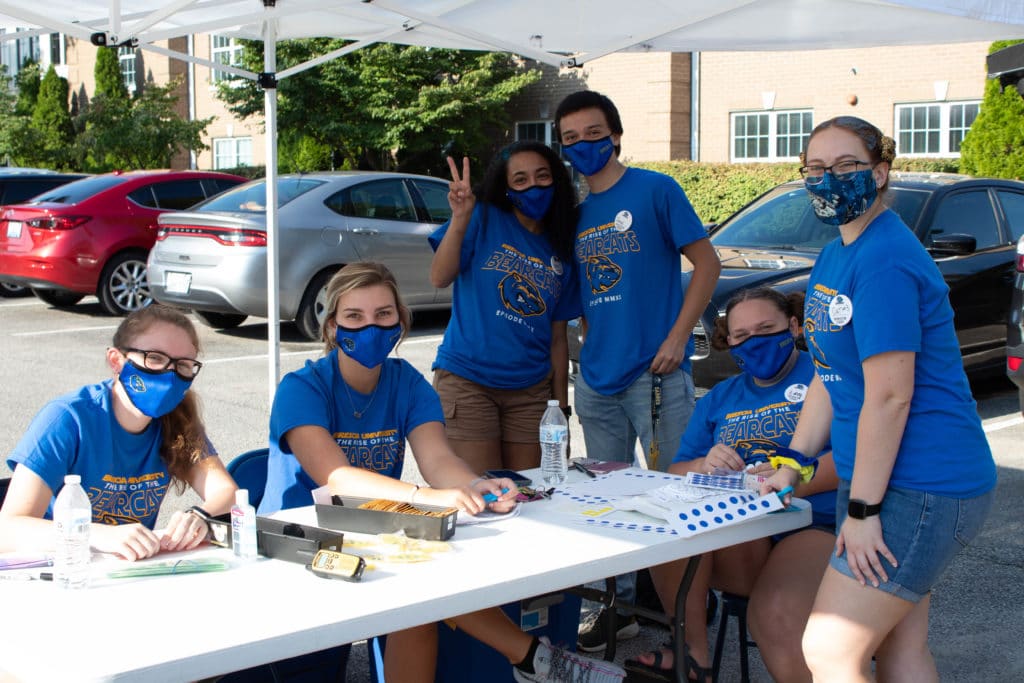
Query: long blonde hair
113 305 211 492
320 262 412 356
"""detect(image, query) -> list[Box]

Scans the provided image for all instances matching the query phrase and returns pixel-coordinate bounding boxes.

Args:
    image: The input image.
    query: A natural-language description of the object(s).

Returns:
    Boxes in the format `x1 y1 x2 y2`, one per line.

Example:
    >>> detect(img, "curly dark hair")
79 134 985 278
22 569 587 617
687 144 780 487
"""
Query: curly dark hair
711 288 806 351
554 90 624 156
475 140 578 260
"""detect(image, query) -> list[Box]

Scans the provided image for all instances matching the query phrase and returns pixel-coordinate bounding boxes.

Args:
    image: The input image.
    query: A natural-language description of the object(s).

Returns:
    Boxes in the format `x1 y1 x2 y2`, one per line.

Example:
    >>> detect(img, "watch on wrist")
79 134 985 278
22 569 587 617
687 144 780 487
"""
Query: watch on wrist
847 498 882 520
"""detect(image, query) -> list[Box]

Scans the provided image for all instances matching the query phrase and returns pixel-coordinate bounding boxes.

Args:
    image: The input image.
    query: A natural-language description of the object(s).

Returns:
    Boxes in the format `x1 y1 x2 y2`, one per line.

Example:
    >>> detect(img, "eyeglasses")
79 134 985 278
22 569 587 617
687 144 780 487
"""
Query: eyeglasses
122 348 202 380
799 160 871 185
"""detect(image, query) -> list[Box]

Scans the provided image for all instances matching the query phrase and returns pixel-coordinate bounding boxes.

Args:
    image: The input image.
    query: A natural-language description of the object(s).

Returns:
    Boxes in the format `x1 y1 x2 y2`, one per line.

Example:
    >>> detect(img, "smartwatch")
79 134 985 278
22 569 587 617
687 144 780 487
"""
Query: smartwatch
847 498 882 520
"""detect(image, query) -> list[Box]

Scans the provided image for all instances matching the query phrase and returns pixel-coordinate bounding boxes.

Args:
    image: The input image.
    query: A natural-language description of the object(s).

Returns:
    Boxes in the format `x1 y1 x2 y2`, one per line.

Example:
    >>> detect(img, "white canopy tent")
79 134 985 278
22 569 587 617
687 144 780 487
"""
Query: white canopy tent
0 0 1022 407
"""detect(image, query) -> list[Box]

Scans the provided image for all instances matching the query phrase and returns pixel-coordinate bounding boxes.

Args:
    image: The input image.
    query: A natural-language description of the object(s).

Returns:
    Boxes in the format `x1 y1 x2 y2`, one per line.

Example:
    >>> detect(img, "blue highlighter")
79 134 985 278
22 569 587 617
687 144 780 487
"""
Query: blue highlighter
776 486 794 501
483 488 510 503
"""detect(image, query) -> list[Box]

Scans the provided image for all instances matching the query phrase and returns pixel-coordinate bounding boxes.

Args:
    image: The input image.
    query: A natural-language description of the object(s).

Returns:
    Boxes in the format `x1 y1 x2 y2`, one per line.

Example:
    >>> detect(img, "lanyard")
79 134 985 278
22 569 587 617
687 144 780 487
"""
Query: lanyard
648 373 663 469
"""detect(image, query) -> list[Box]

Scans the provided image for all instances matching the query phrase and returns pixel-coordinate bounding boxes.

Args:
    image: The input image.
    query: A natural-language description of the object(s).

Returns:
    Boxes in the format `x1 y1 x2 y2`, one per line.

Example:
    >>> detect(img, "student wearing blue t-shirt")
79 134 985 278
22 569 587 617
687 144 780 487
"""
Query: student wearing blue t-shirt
629 288 838 683
556 90 721 650
762 117 996 682
428 142 581 473
260 262 624 683
1 305 237 560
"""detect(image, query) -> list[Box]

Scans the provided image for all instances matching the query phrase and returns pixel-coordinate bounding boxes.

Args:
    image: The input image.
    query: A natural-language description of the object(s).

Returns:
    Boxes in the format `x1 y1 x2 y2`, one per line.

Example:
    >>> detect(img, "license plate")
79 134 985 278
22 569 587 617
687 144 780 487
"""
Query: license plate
165 271 192 294
5 221 21 239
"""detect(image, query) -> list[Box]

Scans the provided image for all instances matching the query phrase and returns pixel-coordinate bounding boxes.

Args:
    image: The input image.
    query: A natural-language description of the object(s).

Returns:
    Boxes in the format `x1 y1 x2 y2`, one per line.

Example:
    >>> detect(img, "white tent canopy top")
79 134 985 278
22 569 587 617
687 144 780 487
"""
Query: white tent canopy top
0 0 1021 408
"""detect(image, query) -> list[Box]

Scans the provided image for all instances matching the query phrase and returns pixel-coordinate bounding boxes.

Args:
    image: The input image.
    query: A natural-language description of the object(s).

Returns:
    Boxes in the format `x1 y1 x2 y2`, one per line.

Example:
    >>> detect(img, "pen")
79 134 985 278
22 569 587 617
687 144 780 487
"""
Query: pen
572 461 596 479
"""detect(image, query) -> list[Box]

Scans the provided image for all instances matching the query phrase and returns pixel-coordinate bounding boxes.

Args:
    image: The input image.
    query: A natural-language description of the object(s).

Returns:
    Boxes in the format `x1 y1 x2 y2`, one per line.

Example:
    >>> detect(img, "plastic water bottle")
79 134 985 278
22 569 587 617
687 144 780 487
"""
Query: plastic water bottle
231 489 258 560
540 400 569 486
53 474 91 589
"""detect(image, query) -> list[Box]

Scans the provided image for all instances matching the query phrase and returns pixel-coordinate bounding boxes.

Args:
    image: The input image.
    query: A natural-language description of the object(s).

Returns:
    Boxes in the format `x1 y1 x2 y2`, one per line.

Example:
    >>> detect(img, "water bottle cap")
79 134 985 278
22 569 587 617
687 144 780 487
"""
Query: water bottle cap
64 474 81 485
547 399 559 407
235 489 249 506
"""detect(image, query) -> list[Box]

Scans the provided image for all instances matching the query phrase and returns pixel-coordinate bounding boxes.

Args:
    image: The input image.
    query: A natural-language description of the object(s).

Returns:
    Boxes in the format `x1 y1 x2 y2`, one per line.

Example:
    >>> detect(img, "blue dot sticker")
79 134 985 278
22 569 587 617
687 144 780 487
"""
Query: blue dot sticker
699 520 709 528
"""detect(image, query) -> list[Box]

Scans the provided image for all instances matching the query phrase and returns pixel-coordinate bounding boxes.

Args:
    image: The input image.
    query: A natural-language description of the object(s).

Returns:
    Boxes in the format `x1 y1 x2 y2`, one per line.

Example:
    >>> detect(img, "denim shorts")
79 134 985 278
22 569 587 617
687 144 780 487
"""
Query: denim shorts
830 479 994 602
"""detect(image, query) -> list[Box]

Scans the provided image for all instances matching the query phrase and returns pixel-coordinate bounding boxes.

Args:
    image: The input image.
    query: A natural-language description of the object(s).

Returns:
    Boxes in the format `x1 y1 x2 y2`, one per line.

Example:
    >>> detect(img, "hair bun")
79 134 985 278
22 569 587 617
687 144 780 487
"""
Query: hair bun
879 135 897 163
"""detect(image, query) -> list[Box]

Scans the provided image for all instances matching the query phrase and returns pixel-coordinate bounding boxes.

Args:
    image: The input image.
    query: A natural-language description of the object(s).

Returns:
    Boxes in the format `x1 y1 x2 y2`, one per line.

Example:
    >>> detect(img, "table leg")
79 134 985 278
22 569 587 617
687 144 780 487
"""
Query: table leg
673 554 703 683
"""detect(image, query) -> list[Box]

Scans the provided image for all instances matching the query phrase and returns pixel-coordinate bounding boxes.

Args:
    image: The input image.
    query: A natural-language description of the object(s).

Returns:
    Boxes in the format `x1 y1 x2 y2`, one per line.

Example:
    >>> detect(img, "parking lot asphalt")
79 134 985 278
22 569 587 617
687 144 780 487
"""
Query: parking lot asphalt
2 296 1022 682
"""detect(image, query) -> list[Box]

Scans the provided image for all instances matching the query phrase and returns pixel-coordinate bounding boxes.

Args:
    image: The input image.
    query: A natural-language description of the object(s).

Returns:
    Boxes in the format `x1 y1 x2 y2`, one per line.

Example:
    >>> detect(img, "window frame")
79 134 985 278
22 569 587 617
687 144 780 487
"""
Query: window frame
210 34 244 85
213 137 253 170
118 46 137 93
730 109 813 163
894 100 981 158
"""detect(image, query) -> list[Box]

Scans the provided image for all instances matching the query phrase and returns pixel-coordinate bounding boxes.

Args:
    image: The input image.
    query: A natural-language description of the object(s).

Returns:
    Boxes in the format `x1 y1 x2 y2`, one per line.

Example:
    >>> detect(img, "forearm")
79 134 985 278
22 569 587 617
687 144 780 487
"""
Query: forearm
326 465 423 502
673 239 721 342
849 394 910 503
429 219 469 288
0 516 57 553
417 451 480 489
550 321 569 408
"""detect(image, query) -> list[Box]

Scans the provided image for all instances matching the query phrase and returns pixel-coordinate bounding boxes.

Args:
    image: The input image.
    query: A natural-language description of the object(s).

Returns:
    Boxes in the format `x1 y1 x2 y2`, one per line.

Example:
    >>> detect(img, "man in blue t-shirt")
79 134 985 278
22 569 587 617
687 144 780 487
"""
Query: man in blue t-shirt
555 90 721 651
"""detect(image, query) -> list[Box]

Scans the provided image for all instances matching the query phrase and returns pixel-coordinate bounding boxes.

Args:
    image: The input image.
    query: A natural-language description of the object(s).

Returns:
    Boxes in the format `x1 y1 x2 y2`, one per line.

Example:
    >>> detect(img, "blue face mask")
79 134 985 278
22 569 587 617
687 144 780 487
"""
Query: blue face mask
805 168 878 226
336 323 402 369
118 360 192 418
563 136 615 176
506 185 555 221
729 330 796 381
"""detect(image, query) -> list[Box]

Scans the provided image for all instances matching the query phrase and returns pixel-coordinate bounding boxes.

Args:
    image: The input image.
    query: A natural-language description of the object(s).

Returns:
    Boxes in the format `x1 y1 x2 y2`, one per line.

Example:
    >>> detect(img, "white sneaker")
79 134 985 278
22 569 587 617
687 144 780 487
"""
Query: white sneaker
512 636 626 683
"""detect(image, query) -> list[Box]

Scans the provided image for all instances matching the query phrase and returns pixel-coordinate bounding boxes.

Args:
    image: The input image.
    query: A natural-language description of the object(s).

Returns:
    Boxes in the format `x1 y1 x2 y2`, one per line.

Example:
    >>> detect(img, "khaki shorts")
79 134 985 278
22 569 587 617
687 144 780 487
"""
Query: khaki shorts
432 368 553 443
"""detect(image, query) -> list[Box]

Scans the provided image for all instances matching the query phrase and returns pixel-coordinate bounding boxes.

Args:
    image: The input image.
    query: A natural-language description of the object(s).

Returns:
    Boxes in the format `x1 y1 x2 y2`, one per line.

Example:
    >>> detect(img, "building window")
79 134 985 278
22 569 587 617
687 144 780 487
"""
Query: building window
515 120 559 155
211 35 244 84
214 137 253 169
895 101 980 157
49 33 64 66
0 29 41 77
731 110 812 162
119 46 136 92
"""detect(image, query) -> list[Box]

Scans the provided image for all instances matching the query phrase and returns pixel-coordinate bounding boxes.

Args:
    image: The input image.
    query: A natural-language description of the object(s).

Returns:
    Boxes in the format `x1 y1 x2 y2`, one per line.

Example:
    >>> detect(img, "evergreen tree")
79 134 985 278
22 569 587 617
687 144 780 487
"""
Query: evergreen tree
959 40 1024 179
30 65 74 168
14 59 41 116
95 47 129 100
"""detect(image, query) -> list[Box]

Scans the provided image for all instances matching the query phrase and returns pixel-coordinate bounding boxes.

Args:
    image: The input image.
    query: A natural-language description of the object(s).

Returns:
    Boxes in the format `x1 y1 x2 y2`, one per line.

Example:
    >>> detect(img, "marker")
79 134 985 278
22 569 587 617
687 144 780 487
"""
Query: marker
483 488 510 503
572 461 597 479
777 486 794 500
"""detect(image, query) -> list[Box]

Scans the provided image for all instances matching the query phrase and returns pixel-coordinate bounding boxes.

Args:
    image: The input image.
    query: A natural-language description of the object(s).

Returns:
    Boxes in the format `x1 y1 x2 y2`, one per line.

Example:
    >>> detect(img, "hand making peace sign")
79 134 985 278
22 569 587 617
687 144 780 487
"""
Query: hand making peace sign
446 155 475 221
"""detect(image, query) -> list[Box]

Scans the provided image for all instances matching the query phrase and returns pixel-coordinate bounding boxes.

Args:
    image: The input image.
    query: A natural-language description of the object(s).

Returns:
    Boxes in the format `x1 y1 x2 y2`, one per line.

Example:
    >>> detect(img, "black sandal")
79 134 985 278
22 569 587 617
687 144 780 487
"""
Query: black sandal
624 640 712 682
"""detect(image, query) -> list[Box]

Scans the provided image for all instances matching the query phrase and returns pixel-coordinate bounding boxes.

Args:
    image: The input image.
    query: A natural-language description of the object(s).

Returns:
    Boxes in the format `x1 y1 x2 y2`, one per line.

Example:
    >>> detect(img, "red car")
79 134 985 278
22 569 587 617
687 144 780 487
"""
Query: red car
0 170 246 315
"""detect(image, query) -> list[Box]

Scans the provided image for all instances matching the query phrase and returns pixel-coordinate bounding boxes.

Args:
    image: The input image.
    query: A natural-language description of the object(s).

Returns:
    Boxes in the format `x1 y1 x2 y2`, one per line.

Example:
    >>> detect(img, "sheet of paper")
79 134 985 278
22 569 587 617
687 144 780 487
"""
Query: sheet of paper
560 467 687 497
456 504 522 526
667 491 784 538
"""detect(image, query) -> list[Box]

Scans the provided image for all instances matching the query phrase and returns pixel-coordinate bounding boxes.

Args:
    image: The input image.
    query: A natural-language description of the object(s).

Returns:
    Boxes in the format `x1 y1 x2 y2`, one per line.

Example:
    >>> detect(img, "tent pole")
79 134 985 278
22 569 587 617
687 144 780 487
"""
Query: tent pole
263 20 280 413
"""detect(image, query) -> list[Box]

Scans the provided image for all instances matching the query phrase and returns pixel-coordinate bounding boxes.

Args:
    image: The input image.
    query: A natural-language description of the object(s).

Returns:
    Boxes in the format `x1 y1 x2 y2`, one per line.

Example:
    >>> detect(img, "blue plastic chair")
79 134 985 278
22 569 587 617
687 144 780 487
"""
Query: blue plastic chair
226 448 270 510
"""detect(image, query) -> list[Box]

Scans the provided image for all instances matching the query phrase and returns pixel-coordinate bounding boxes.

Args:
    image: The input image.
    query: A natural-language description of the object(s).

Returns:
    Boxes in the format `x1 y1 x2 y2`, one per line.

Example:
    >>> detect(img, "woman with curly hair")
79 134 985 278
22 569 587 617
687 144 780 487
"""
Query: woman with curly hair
1 304 236 560
429 141 580 472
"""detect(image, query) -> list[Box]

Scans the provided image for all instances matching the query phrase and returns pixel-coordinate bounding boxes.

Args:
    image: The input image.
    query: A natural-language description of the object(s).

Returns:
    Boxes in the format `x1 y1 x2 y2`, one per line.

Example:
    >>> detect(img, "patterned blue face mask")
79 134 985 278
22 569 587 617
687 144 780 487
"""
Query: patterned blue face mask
805 168 878 226
729 330 795 381
336 323 402 369
118 360 192 418
563 136 615 176
506 185 555 221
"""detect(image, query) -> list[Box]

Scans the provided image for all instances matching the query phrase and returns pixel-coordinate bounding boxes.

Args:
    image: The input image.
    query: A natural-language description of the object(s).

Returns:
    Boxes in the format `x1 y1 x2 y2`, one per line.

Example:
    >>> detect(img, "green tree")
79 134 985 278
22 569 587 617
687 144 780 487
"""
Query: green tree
218 41 539 174
14 59 41 116
78 79 213 170
959 40 1024 179
95 47 129 100
30 65 74 168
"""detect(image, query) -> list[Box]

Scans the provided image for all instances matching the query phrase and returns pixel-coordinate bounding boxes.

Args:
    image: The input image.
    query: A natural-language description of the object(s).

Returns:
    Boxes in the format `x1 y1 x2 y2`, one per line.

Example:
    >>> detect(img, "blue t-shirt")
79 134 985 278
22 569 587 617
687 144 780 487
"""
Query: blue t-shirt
259 353 445 515
673 352 837 530
575 168 706 394
429 204 582 389
7 380 172 529
804 209 996 497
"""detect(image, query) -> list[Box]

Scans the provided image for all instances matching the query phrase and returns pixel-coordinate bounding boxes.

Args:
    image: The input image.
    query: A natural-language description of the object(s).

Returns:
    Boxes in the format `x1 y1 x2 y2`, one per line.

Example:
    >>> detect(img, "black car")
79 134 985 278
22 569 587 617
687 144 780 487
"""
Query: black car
569 173 1024 391
0 168 88 297
1007 235 1024 414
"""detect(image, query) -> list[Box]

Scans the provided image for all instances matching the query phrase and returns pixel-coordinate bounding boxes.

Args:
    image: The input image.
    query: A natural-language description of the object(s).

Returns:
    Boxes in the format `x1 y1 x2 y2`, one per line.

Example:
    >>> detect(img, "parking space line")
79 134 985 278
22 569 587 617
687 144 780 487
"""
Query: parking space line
0 300 46 308
983 415 1023 433
399 335 445 345
12 324 119 337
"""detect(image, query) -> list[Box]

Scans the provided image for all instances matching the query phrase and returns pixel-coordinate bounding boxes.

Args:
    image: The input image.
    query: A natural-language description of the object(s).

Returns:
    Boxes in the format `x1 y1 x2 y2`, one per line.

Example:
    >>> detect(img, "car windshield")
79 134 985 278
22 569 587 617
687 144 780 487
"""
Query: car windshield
711 184 930 250
30 175 127 204
195 177 326 212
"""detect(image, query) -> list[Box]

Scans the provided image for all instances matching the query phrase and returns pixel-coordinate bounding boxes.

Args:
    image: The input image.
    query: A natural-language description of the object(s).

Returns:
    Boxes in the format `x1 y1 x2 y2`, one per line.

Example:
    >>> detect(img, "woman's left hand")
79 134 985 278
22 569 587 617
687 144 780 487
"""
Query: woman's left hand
835 516 898 588
159 509 210 552
473 477 518 513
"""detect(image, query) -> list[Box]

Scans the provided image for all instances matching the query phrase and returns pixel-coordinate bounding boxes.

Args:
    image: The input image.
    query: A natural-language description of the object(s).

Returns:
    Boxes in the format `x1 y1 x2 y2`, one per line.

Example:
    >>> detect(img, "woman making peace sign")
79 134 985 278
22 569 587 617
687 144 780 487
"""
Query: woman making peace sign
429 142 581 472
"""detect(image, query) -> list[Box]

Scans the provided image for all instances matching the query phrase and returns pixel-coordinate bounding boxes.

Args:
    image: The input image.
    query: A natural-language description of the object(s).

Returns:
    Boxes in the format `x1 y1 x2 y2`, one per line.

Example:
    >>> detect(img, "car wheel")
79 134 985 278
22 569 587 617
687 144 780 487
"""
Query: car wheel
98 251 152 316
194 310 248 330
295 270 336 342
0 281 30 297
32 288 85 307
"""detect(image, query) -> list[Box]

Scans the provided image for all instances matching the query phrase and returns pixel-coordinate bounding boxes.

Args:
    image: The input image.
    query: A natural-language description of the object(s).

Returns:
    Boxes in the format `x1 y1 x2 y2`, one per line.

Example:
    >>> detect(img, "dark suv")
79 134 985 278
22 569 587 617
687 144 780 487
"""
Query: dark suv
1007 236 1024 414
0 169 87 296
569 173 1024 391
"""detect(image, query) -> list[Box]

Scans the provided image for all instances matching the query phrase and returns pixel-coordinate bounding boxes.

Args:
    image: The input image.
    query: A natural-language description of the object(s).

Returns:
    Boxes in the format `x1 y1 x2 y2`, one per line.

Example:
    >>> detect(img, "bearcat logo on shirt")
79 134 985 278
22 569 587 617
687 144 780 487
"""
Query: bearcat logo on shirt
585 255 622 294
498 273 546 317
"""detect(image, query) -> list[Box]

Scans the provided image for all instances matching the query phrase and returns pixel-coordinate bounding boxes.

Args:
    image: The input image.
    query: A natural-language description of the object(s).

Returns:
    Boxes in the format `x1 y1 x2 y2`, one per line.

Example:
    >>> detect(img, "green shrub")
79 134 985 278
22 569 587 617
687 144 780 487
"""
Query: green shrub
959 40 1024 180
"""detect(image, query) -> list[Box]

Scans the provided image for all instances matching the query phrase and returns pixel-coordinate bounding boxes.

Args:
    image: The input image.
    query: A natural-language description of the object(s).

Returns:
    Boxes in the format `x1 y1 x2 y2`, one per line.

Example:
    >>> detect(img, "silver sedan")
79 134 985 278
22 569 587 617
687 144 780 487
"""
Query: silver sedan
148 172 453 340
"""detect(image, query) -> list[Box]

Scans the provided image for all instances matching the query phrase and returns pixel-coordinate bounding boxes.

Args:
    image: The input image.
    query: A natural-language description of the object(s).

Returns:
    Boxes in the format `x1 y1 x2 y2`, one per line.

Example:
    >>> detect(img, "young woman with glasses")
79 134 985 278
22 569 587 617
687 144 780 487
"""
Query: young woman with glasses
0 304 237 560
